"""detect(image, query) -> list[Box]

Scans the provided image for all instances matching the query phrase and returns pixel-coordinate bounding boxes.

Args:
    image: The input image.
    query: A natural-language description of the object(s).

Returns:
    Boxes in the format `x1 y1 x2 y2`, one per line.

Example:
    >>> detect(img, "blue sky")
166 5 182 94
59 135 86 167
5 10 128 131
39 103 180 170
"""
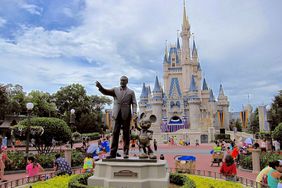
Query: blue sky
0 0 281 112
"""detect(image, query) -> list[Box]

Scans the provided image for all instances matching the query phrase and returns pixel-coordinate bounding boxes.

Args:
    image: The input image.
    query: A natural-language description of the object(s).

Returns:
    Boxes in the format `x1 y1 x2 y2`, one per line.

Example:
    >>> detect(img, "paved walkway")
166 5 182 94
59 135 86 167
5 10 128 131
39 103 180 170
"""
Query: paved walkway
3 143 258 183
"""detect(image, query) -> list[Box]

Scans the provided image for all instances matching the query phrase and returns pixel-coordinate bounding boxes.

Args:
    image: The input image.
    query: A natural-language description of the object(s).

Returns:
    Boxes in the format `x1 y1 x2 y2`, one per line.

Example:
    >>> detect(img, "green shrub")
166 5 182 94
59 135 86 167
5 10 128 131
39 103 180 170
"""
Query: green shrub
215 134 231 142
29 175 75 188
187 175 243 188
13 117 72 153
240 152 282 170
170 173 196 188
6 150 84 171
68 173 97 188
272 123 282 142
6 151 25 170
81 133 100 140
72 150 84 167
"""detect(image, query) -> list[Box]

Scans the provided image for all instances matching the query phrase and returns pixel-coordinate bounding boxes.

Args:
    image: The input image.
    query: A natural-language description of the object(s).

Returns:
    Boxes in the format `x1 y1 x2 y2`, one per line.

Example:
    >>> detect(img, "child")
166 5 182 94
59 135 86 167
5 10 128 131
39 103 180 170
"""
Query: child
82 153 95 173
26 156 44 177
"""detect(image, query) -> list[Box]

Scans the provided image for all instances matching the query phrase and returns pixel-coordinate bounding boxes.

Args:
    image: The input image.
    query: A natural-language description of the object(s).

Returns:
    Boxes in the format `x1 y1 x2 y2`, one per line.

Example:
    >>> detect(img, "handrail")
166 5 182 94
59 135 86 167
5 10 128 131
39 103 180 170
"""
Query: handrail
0 168 81 188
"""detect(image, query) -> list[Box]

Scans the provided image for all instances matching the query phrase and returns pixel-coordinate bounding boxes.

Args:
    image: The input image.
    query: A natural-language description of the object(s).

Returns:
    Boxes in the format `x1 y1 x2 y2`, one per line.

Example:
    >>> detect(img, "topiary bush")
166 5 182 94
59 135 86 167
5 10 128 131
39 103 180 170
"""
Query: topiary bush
68 173 97 188
170 173 196 188
28 175 75 188
187 175 243 188
81 133 100 140
13 117 72 153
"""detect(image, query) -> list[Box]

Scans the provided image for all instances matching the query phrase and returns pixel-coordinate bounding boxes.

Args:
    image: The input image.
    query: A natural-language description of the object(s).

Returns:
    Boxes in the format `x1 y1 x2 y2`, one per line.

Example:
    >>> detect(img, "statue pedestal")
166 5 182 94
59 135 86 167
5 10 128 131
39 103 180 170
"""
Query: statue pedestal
88 158 169 188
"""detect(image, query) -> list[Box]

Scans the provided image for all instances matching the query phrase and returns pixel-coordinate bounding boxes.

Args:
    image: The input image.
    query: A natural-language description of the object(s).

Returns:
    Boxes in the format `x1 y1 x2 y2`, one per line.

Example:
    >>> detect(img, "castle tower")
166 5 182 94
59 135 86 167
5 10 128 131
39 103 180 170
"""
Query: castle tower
151 76 163 133
217 84 230 130
181 1 192 94
188 75 201 130
139 83 148 115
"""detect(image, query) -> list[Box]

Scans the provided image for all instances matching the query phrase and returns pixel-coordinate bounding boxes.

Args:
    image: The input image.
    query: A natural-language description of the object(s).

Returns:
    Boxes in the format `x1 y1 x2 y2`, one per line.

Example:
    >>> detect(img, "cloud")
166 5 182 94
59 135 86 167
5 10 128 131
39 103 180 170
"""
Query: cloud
0 17 7 28
0 0 281 111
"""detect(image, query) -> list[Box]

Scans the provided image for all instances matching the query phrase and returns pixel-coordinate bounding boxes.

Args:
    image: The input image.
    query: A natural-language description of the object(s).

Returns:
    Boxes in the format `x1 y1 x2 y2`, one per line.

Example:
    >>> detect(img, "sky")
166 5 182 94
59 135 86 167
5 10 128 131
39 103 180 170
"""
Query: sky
0 0 281 112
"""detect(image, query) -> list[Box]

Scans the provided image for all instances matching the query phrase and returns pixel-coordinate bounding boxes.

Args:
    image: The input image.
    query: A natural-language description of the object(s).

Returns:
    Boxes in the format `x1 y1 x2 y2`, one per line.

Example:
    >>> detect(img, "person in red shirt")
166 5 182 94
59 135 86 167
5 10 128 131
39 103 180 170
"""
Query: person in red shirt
231 145 239 163
220 155 237 181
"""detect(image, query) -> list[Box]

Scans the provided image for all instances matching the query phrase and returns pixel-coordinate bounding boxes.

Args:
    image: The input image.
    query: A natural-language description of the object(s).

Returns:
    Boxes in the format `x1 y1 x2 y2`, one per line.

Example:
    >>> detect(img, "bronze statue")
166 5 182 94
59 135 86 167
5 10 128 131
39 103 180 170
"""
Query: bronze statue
136 114 156 159
96 76 137 159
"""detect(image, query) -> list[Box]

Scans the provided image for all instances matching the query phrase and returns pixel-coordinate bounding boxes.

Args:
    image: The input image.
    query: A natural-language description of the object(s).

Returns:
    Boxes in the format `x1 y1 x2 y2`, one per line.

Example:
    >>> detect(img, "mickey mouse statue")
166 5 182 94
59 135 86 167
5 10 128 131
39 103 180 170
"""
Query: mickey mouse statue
135 114 157 159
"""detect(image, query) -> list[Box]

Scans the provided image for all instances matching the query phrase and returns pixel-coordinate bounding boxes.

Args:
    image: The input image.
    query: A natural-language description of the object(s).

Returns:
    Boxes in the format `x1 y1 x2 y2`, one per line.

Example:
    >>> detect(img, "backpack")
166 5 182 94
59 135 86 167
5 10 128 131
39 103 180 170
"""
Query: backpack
262 174 268 185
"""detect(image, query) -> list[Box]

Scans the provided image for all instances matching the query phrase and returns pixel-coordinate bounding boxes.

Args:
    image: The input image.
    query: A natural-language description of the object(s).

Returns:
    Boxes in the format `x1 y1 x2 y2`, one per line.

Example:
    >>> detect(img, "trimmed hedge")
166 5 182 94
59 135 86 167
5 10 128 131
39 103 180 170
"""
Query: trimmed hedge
187 175 243 188
214 134 231 142
28 175 75 188
81 133 100 140
170 173 196 188
68 173 97 188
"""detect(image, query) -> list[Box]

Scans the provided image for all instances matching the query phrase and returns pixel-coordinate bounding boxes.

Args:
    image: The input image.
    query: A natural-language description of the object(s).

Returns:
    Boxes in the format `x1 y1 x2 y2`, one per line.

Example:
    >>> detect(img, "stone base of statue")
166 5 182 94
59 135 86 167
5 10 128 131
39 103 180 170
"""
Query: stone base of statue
87 157 169 188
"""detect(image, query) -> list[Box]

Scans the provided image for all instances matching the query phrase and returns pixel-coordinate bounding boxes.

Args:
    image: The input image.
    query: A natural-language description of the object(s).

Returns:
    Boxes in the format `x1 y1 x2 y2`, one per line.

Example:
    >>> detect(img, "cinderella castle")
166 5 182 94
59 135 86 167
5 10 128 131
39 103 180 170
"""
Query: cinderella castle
138 2 230 142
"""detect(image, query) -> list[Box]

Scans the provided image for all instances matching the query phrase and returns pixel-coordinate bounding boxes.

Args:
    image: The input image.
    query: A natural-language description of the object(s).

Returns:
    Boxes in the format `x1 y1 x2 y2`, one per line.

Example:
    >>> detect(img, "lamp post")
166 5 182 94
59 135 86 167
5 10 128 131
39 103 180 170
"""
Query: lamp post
25 102 34 158
266 105 272 131
70 109 76 132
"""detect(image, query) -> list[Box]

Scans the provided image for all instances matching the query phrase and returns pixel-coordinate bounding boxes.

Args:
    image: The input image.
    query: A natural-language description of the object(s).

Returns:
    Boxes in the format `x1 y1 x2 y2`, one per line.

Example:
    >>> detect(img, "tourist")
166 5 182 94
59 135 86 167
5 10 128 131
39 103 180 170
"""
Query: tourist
26 156 44 177
0 146 11 182
267 160 282 188
220 155 237 181
179 139 184 146
82 138 87 149
256 161 274 187
231 145 239 162
54 154 72 176
273 140 280 152
223 147 232 161
213 143 222 153
82 153 95 173
260 139 267 152
153 139 158 151
196 139 199 146
160 154 165 160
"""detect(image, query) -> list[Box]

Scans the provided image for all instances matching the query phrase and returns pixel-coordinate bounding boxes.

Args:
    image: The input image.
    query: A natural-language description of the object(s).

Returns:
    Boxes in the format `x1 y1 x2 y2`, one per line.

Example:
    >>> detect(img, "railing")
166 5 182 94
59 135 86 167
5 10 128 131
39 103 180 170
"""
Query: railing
169 168 269 188
0 168 82 188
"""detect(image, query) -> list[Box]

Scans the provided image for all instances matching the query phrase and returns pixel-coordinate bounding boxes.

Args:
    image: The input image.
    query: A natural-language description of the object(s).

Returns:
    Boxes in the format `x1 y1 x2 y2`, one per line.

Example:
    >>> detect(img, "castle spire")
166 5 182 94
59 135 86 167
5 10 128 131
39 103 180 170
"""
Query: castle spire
192 37 198 58
202 78 208 90
219 84 225 96
182 0 189 29
163 43 168 63
153 76 161 92
177 36 180 49
209 89 216 102
140 83 148 98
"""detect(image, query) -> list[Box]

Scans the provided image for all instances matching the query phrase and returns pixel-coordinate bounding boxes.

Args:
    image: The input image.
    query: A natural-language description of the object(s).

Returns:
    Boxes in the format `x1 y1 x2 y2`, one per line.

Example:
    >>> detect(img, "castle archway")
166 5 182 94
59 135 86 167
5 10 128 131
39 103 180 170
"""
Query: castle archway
169 116 182 124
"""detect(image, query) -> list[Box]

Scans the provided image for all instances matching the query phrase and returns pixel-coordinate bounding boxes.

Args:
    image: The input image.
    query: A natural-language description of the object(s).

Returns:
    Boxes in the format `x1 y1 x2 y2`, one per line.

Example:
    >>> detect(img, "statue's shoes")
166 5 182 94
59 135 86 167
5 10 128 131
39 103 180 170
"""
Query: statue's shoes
139 153 148 159
106 155 116 159
149 154 157 159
